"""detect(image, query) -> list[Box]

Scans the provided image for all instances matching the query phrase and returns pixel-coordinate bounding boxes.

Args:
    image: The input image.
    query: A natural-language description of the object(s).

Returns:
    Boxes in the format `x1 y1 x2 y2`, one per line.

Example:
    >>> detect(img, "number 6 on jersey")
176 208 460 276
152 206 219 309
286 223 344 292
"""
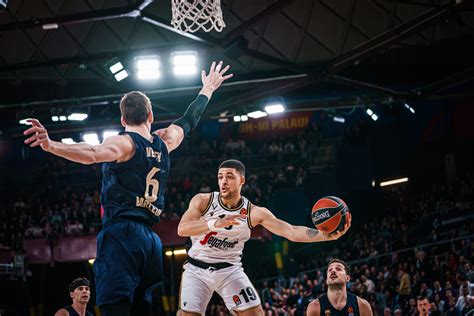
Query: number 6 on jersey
145 167 160 202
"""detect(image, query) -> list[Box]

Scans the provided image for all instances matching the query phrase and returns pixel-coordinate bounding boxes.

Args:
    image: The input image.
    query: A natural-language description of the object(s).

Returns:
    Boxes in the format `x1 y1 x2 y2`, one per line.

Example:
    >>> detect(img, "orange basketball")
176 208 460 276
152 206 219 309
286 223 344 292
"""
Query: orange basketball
311 196 349 234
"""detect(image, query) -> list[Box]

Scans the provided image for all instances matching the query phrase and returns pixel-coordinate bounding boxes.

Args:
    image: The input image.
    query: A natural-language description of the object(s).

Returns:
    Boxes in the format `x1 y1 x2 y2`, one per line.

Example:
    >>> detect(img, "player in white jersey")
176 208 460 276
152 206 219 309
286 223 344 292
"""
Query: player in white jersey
177 159 352 315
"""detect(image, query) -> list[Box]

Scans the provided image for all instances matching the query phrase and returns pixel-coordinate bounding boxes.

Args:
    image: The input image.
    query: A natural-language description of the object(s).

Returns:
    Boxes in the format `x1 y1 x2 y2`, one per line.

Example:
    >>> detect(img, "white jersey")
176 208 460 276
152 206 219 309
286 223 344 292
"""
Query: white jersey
188 192 253 266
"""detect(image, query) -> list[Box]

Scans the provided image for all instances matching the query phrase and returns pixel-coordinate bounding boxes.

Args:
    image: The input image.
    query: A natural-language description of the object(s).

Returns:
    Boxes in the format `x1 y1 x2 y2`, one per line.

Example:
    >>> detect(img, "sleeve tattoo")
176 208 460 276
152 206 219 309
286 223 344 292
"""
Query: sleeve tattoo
306 228 319 238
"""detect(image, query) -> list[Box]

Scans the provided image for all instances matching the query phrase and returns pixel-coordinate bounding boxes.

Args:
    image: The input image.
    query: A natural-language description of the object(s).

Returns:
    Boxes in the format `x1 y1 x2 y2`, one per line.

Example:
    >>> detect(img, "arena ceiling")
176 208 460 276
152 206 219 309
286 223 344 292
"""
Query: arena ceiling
0 0 473 136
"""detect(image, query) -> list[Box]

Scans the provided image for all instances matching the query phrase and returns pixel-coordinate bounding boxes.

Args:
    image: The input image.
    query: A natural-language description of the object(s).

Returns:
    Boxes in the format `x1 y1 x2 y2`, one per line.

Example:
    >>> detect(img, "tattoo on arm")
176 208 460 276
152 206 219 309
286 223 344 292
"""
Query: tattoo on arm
306 228 319 238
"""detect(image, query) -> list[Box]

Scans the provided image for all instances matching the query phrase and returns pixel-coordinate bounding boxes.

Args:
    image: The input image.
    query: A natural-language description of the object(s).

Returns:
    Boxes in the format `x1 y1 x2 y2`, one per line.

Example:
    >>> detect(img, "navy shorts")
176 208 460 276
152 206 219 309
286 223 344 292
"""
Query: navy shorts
93 219 164 307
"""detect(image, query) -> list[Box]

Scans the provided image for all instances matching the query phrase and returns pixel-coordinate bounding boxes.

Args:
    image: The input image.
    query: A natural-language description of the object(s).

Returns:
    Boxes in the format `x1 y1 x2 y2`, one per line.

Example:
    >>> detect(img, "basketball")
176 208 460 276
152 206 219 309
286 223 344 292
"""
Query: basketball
311 196 349 234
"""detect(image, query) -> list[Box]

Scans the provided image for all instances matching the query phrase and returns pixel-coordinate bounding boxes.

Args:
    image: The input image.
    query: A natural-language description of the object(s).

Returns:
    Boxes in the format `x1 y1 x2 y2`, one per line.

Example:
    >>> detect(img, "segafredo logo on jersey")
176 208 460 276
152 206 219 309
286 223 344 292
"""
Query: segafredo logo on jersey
199 232 239 250
313 210 330 222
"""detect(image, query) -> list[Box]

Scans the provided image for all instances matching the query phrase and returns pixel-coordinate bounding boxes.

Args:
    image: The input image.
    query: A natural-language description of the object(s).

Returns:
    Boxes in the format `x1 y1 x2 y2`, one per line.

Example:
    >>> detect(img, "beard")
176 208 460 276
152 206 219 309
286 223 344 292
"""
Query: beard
328 281 345 290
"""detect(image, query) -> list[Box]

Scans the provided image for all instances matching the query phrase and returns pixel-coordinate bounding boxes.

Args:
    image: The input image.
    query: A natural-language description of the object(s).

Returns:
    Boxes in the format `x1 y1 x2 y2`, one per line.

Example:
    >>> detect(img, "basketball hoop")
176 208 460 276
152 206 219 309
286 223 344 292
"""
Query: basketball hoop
171 0 226 33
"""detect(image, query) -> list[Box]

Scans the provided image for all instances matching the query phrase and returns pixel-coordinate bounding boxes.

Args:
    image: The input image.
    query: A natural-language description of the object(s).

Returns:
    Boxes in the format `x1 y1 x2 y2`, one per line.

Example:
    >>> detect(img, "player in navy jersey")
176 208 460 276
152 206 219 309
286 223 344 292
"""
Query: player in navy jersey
55 278 93 316
23 61 233 316
306 259 373 316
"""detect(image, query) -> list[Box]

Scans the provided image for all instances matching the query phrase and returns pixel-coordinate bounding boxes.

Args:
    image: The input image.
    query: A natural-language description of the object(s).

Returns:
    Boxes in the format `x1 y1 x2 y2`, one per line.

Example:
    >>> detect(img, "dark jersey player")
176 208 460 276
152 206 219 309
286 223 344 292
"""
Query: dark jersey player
24 61 233 316
306 259 373 316
54 278 93 316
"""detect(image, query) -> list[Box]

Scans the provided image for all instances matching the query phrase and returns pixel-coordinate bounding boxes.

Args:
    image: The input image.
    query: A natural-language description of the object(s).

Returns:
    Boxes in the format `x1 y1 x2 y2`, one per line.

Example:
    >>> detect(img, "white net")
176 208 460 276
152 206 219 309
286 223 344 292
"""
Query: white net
171 0 226 33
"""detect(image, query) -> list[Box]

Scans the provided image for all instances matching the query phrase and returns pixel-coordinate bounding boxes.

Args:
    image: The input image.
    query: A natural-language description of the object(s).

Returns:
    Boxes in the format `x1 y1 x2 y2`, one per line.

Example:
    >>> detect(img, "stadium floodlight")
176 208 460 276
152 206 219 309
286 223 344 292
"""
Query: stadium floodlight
61 138 76 144
366 108 379 121
172 51 197 75
114 70 129 82
264 103 285 114
218 111 229 123
19 118 32 125
247 111 268 119
106 58 129 82
333 116 345 123
42 23 58 30
109 61 123 74
68 113 88 121
83 133 100 145
59 115 67 121
136 57 159 69
404 103 415 114
137 69 160 80
103 130 119 140
240 115 248 121
135 56 160 80
233 116 241 122
51 116 59 122
380 177 409 187
165 249 187 256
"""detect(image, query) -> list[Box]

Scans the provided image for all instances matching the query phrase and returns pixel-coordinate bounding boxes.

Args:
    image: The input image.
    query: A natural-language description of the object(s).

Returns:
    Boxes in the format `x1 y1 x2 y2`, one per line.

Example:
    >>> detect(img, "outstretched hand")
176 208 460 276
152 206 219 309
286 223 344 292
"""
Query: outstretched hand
200 61 233 98
324 212 352 241
23 119 52 151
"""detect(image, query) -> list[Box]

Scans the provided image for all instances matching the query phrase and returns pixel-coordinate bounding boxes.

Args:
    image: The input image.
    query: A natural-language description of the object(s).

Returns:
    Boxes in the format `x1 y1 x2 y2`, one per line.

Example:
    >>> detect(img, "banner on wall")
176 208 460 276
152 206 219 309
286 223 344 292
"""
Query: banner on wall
237 112 312 138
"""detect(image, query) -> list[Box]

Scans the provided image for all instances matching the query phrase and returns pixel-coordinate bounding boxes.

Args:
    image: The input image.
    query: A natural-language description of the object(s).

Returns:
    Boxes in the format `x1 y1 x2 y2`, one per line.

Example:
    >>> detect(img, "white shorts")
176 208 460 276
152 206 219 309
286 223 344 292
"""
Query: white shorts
179 262 261 315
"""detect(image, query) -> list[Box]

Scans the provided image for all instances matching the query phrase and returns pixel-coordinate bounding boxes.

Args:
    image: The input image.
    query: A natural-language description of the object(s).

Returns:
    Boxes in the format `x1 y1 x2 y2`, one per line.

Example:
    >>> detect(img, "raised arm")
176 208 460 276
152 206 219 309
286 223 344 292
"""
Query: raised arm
24 119 134 165
250 205 351 243
154 61 233 152
177 193 245 237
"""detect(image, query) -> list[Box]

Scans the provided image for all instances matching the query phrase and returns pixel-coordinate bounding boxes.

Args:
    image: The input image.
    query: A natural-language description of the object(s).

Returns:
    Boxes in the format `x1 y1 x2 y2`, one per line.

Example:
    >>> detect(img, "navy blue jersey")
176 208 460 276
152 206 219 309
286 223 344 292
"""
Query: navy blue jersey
319 292 360 316
100 131 170 225
64 305 93 316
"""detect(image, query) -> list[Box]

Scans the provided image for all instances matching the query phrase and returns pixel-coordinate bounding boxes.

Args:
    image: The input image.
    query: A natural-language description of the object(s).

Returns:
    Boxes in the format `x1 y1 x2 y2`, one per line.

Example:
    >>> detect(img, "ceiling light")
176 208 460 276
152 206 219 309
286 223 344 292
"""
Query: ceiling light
404 103 415 114
172 52 197 76
68 113 88 121
103 130 119 139
137 69 160 80
109 62 123 74
83 133 100 145
19 118 32 125
114 70 129 82
264 104 285 114
247 111 268 119
135 56 161 80
380 177 409 187
61 138 76 144
165 249 187 256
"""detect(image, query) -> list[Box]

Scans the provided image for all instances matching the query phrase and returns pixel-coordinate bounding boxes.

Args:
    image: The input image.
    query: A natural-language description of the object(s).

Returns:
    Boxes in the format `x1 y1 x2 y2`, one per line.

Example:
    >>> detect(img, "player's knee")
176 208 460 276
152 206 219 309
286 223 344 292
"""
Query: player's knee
235 305 264 316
